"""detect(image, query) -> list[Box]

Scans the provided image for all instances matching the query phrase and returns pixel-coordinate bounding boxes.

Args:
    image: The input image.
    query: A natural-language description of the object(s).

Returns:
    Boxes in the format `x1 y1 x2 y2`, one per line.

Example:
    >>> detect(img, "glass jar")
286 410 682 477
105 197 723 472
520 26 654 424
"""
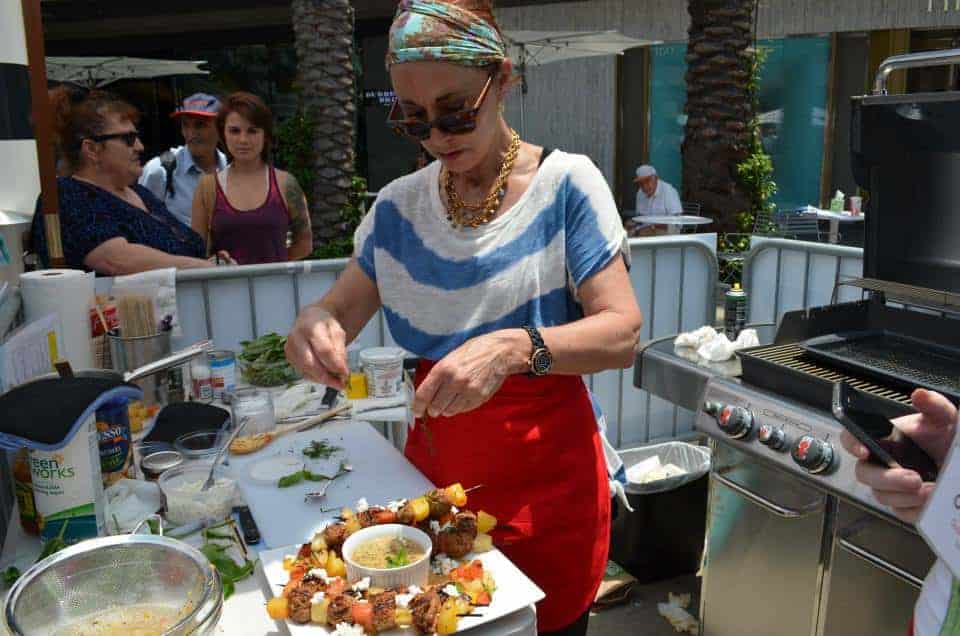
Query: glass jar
190 358 213 403
346 346 368 399
230 388 276 436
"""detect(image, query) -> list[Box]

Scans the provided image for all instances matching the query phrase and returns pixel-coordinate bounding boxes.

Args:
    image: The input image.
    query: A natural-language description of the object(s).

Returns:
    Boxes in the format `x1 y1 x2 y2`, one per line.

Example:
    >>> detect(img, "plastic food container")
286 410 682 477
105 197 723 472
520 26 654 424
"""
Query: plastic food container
159 463 238 526
360 347 405 398
342 523 432 589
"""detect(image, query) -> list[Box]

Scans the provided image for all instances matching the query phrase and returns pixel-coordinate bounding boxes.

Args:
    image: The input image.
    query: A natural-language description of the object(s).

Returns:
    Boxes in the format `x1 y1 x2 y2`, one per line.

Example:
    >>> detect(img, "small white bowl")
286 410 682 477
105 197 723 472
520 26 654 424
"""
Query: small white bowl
342 523 432 589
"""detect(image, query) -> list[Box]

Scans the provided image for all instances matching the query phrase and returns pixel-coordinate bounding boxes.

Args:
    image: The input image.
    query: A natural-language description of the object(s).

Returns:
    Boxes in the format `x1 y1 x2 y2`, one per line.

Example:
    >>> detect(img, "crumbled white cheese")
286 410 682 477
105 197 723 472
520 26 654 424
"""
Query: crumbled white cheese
351 577 371 593
450 505 459 515
305 568 334 583
284 554 296 562
431 554 459 576
332 624 365 636
429 520 441 534
311 591 326 605
395 593 414 608
355 498 369 513
441 584 460 598
407 585 423 596
387 498 407 513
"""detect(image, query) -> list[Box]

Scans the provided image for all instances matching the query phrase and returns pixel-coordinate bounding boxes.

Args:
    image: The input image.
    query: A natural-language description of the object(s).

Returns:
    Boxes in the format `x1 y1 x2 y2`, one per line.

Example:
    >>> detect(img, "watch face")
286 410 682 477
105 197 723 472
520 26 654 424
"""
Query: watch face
531 348 552 376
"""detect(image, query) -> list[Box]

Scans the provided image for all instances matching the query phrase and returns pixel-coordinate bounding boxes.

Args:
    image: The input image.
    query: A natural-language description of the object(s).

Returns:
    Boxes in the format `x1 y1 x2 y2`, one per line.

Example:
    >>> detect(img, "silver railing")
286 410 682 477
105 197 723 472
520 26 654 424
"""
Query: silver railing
169 236 719 449
742 238 864 326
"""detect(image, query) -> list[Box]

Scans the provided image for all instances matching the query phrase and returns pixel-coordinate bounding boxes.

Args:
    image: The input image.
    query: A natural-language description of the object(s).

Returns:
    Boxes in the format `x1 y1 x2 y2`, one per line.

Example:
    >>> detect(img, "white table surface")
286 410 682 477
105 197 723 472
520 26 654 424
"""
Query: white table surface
0 419 536 635
628 214 713 225
799 208 865 223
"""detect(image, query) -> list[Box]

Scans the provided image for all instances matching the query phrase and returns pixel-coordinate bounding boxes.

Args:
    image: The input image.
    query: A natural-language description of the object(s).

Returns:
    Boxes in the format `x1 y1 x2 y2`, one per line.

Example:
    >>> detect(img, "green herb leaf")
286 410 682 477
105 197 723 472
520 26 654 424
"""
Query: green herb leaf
278 471 306 488
2 566 21 586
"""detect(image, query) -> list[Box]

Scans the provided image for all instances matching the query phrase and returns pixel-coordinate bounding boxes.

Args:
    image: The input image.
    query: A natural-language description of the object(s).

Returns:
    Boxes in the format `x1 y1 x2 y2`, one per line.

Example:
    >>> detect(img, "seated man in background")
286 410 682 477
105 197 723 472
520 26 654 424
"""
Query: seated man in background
139 93 227 228
627 164 682 236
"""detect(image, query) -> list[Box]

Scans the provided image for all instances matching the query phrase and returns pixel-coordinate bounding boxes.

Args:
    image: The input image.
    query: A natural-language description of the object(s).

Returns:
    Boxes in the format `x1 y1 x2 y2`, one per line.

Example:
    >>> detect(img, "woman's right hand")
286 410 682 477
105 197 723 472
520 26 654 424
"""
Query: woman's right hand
840 388 958 524
285 303 349 390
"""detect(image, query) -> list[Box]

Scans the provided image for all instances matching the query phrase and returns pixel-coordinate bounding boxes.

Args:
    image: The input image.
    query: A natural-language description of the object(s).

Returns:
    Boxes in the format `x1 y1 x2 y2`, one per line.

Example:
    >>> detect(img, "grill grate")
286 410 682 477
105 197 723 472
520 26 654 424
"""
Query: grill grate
740 343 914 413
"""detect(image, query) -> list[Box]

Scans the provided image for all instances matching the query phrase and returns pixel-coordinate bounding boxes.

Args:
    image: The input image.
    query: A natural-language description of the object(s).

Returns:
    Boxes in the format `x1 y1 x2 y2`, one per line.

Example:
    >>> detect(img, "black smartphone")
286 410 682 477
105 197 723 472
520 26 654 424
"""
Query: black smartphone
832 382 938 482
234 505 261 545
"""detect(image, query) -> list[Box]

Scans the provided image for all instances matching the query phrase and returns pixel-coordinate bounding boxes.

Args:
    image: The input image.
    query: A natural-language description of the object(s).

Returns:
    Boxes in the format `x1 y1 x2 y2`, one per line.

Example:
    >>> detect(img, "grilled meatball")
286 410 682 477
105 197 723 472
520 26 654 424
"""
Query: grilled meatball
371 591 398 632
438 511 479 558
322 523 347 549
410 589 441 634
326 593 356 626
287 588 314 624
356 507 385 528
426 489 453 519
397 501 417 525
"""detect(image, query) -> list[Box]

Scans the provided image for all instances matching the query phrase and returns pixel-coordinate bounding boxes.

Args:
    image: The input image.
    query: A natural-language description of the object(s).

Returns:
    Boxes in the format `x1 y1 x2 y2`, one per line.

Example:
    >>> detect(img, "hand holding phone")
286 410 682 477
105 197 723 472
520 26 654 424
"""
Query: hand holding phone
832 382 939 482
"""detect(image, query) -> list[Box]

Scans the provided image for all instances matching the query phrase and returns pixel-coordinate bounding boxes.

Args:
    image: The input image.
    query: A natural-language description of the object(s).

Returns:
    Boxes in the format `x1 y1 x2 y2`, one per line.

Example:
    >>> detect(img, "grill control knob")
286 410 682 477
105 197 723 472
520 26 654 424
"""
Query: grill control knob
791 435 834 474
757 424 787 451
703 401 722 417
717 406 753 439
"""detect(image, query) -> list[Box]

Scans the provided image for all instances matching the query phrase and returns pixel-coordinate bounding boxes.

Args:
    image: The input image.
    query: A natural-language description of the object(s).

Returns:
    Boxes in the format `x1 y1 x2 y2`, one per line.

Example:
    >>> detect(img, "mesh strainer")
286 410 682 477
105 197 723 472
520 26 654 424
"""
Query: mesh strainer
3 534 222 635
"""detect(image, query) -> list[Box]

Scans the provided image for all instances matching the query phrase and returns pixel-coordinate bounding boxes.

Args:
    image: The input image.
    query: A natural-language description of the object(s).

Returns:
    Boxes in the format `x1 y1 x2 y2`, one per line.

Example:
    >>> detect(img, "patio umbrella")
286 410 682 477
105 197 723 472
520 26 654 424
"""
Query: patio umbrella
503 30 660 135
45 56 209 89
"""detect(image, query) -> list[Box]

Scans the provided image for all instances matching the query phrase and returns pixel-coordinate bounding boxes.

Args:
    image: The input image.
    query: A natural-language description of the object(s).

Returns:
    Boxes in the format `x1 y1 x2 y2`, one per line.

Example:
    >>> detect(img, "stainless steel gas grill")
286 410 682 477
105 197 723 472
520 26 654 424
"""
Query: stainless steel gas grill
635 50 960 636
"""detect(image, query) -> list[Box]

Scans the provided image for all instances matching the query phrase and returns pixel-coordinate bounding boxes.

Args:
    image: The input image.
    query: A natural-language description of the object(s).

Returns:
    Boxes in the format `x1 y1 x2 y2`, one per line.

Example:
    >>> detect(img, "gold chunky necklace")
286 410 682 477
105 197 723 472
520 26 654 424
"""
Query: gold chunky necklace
442 130 521 229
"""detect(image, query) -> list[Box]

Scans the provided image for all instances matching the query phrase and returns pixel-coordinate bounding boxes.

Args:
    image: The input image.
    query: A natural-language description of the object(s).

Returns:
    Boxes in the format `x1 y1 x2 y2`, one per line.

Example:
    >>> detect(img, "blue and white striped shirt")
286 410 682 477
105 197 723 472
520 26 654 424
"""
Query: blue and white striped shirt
354 150 627 360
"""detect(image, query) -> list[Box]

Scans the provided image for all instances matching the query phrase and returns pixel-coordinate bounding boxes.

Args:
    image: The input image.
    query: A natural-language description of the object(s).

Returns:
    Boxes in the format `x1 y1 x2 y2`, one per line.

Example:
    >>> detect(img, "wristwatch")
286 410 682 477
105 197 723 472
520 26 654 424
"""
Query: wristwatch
522 325 553 376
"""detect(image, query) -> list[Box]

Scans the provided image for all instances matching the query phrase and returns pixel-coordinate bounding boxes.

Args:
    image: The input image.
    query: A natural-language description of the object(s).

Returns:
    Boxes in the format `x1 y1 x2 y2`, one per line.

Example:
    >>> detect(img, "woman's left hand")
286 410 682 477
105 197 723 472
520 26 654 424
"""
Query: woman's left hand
413 330 526 418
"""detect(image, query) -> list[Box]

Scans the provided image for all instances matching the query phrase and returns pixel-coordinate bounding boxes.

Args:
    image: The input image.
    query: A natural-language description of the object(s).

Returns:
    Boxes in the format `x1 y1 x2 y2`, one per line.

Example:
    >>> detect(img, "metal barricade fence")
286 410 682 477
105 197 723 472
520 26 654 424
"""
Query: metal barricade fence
742 238 864 327
172 237 719 451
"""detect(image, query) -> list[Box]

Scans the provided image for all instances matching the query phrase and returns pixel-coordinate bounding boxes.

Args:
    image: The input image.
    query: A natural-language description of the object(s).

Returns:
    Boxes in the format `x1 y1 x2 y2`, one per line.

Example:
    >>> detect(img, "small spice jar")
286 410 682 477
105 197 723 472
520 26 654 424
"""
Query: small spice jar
140 450 184 481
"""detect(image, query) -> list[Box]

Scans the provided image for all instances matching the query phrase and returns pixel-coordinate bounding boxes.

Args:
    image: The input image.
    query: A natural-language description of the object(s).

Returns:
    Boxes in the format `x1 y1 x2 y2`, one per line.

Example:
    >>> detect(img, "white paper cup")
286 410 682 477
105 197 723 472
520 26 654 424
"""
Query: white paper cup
849 196 862 216
342 523 432 589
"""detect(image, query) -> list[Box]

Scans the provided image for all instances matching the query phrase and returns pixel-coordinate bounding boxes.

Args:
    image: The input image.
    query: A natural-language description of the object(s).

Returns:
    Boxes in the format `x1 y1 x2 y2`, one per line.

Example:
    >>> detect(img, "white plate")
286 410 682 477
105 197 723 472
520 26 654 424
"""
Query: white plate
259 544 544 634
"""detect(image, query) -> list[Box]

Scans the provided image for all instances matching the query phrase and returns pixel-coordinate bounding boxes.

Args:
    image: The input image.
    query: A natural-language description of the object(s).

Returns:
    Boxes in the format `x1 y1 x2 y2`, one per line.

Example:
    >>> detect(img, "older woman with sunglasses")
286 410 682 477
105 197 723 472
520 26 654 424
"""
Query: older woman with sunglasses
285 2 642 634
31 87 216 275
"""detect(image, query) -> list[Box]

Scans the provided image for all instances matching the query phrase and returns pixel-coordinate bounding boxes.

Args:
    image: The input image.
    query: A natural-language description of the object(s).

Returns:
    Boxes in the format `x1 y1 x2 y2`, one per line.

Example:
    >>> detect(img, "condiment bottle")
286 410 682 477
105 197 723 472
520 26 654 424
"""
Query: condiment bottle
191 359 213 403
345 347 368 399
12 448 40 535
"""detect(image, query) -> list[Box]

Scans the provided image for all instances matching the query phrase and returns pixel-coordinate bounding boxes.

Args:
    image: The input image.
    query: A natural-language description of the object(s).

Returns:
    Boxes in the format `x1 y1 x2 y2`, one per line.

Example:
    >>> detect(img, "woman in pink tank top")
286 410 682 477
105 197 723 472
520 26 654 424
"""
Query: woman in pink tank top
191 92 313 265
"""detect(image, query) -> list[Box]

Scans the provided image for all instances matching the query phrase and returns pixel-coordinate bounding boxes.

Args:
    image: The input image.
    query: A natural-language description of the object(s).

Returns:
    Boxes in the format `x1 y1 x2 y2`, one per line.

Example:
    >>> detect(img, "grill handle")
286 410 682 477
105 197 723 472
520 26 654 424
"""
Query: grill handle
713 472 822 519
837 537 924 590
874 48 960 95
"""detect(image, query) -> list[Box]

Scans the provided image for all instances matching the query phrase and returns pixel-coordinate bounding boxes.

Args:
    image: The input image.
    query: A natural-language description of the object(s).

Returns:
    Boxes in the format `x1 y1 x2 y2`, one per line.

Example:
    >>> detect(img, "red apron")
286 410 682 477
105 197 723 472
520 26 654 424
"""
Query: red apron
405 360 610 632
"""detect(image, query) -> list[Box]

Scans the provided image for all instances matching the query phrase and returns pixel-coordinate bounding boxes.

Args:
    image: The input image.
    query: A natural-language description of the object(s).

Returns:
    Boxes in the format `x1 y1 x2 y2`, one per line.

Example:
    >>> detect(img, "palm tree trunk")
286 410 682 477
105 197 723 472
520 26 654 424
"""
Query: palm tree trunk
291 0 357 246
681 0 755 235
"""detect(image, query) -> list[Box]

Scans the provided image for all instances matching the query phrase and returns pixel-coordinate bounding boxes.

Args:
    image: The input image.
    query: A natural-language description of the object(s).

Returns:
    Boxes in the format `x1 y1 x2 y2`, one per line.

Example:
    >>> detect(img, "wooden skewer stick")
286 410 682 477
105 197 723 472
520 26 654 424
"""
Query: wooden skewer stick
464 484 485 494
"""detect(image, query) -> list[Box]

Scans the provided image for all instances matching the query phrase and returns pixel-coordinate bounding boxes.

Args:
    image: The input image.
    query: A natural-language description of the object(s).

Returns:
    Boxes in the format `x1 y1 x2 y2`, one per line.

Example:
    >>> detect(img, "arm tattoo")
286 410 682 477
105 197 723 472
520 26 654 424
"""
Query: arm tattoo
285 174 311 239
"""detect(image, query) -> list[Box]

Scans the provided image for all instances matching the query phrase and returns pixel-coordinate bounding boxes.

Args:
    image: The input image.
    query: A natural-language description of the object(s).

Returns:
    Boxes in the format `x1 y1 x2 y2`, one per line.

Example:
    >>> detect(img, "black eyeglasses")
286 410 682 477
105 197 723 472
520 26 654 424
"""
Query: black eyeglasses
87 131 140 147
387 74 496 141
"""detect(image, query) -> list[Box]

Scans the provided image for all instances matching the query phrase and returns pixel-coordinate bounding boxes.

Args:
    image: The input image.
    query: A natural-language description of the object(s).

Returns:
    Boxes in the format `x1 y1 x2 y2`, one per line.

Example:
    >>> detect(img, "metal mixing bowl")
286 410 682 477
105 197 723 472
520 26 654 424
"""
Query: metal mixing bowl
3 534 222 635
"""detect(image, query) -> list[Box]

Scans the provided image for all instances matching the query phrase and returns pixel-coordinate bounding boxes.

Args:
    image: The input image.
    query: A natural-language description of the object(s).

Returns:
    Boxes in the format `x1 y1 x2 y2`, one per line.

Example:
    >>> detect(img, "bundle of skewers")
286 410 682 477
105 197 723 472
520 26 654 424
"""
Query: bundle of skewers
267 483 498 634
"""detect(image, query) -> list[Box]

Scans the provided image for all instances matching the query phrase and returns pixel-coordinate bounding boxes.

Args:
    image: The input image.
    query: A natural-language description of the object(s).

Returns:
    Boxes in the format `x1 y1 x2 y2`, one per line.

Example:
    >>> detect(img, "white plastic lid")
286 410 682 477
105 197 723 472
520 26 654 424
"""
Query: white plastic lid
359 347 404 364
247 455 305 486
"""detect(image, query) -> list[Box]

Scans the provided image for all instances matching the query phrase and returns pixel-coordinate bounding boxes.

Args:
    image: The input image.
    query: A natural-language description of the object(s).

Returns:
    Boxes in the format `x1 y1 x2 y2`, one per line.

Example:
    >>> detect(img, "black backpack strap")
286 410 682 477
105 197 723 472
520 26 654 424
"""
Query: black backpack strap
159 150 177 198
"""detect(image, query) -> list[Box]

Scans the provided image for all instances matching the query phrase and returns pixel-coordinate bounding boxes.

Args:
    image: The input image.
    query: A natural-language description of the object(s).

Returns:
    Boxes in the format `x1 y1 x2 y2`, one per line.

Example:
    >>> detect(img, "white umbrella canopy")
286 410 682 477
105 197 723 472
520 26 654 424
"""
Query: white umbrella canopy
45 56 209 89
503 30 661 135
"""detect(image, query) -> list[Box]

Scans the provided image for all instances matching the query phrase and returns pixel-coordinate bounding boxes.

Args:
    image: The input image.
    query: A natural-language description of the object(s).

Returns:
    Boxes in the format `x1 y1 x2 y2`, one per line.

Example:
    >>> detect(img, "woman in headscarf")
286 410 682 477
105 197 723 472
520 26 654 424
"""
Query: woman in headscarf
285 2 642 633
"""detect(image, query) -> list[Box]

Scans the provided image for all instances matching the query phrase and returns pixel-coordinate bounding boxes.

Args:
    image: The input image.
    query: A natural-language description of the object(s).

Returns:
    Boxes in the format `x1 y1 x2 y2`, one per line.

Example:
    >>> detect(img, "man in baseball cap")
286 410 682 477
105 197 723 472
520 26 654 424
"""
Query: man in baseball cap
630 164 682 235
139 93 227 227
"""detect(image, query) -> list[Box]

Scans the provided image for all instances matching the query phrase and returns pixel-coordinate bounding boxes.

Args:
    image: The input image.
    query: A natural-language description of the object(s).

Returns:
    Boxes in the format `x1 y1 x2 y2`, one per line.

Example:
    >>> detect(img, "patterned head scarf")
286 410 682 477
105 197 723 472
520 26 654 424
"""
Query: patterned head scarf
386 0 507 68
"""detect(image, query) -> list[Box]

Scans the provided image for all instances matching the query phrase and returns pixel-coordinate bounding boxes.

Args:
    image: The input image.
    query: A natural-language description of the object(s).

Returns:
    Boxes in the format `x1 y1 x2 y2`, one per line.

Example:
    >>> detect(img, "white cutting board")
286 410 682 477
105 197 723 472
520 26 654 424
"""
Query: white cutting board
225 420 434 549
260 544 544 635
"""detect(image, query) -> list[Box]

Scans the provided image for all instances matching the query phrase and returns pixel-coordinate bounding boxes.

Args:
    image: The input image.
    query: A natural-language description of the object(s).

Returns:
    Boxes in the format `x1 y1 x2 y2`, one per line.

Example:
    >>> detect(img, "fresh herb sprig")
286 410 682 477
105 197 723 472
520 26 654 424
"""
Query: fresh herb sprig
302 440 342 460
385 545 409 569
200 519 256 599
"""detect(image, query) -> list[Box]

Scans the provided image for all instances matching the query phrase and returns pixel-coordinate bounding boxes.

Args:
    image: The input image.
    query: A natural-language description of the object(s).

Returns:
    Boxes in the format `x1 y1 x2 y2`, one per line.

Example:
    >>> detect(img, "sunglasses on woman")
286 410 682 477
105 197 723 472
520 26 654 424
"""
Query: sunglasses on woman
88 131 140 147
387 73 496 141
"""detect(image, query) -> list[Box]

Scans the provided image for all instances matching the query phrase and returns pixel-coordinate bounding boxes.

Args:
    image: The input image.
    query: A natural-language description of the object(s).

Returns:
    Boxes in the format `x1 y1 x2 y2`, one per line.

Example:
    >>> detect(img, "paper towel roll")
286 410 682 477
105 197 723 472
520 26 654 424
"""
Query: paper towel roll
20 269 95 369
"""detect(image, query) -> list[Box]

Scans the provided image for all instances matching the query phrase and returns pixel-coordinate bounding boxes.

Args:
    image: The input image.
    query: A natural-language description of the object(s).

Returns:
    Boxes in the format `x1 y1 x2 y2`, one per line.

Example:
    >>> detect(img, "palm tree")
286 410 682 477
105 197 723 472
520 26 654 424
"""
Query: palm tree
681 0 756 235
291 0 357 247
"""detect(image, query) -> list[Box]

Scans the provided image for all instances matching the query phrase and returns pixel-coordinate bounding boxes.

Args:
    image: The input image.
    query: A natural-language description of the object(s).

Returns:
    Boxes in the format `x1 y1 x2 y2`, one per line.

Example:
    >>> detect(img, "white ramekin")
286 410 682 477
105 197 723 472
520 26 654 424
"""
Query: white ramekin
342 523 432 589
